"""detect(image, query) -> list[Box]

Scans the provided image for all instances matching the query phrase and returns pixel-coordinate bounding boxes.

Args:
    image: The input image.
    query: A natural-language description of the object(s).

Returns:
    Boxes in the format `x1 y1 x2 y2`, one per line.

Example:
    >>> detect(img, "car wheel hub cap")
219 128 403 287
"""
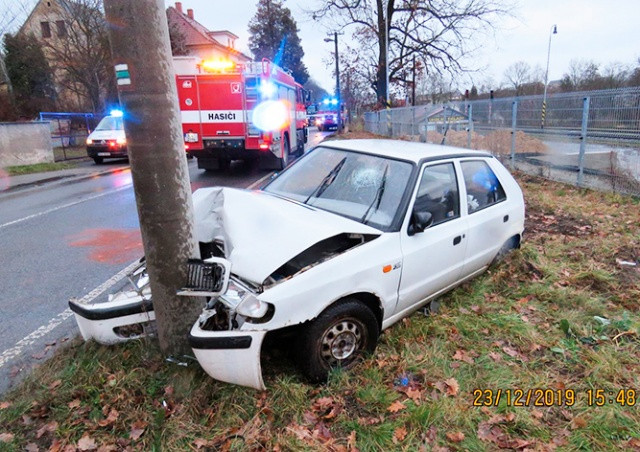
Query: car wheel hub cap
321 320 362 363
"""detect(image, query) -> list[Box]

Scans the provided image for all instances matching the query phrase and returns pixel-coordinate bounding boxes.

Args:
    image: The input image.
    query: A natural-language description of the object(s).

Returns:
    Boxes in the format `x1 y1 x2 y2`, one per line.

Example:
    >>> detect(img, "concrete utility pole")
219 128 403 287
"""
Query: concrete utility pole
104 0 201 356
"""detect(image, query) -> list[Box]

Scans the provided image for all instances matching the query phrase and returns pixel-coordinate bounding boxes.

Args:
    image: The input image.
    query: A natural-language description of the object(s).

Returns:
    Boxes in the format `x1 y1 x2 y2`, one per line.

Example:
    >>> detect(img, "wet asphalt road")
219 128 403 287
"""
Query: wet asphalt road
0 128 329 394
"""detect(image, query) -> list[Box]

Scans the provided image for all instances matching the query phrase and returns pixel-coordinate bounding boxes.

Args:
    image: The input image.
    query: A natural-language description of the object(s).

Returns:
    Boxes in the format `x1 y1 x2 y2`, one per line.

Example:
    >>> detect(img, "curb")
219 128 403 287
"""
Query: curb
0 166 128 200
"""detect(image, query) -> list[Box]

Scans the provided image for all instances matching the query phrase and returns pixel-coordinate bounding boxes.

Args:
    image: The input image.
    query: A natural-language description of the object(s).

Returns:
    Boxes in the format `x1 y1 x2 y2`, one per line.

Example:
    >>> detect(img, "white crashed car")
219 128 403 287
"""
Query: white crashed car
71 139 525 390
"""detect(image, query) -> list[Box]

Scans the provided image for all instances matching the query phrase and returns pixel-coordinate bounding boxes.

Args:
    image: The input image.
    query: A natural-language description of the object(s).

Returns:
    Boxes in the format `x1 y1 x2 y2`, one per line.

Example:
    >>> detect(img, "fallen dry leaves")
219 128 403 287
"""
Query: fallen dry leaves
0 433 15 443
444 378 460 396
97 408 119 427
77 433 97 451
387 400 406 413
393 426 407 443
452 349 475 364
446 431 465 443
129 420 147 441
36 421 57 439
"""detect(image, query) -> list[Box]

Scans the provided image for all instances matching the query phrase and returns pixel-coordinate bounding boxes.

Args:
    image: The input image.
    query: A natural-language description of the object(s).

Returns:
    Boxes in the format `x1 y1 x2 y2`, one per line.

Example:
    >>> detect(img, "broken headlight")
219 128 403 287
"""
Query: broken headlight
220 279 270 319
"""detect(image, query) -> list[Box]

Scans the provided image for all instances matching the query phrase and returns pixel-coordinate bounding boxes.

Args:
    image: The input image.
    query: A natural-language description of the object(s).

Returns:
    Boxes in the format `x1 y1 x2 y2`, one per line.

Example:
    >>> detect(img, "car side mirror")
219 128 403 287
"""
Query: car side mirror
408 210 433 235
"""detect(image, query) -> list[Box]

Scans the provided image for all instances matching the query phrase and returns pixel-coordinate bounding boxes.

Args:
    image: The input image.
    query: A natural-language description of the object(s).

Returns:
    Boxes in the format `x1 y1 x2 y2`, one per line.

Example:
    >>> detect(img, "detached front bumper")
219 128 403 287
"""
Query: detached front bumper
69 294 155 344
189 323 267 390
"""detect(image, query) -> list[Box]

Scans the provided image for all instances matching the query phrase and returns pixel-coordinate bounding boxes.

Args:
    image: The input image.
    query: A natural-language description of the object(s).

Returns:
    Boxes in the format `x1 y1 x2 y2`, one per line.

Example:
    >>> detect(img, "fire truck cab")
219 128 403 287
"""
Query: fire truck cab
174 57 309 171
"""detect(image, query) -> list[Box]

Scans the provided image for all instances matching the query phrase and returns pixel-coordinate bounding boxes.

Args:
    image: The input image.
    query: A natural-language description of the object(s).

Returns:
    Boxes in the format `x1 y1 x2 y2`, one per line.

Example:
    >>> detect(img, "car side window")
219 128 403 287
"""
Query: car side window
414 162 460 226
461 160 506 213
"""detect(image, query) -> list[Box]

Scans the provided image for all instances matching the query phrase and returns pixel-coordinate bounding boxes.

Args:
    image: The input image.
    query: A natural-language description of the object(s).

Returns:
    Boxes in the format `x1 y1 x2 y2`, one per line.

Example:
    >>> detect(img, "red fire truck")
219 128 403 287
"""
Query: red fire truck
174 57 309 171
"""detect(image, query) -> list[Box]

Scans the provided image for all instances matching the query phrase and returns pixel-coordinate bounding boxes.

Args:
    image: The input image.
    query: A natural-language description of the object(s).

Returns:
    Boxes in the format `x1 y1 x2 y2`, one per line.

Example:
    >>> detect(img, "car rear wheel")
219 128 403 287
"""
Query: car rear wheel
279 136 290 170
93 157 103 164
297 299 379 382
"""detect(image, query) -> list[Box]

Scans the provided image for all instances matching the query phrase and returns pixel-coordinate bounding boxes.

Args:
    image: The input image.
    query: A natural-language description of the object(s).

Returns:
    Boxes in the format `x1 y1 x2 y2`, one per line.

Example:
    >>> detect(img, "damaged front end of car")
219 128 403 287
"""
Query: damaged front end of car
70 187 382 390
182 269 273 390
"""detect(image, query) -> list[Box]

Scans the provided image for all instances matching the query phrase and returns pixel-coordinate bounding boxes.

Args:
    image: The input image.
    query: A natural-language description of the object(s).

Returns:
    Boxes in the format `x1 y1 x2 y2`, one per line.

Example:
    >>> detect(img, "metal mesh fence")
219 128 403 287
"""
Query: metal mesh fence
39 112 98 161
364 87 640 196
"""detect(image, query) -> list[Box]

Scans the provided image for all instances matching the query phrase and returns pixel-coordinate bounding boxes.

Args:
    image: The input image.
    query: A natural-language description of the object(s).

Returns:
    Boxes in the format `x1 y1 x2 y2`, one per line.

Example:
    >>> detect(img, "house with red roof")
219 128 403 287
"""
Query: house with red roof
166 2 251 64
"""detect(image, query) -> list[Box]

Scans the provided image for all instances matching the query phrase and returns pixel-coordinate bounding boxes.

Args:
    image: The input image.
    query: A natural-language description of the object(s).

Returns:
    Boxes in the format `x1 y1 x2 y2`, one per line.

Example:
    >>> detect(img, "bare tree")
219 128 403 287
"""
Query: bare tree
503 61 531 96
42 0 116 112
629 58 640 87
309 0 508 104
560 59 600 92
600 62 629 89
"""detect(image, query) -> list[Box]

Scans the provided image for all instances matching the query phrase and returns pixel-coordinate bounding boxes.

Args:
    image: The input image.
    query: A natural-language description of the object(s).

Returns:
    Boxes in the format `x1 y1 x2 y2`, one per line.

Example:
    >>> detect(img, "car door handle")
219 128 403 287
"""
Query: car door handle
453 235 462 246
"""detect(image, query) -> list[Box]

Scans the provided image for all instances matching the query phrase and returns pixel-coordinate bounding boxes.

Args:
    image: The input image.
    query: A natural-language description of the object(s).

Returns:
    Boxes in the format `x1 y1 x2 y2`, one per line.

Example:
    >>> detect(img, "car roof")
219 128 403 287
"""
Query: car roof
319 139 492 164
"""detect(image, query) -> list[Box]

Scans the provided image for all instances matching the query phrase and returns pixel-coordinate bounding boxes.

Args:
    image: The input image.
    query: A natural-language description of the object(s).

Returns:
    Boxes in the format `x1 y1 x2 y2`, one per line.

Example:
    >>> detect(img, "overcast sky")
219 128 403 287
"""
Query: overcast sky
2 0 638 93
162 0 639 93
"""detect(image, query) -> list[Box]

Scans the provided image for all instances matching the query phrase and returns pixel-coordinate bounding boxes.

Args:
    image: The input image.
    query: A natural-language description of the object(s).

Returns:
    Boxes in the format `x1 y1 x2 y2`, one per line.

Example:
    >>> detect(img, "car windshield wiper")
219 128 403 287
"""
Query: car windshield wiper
303 157 347 204
361 163 389 224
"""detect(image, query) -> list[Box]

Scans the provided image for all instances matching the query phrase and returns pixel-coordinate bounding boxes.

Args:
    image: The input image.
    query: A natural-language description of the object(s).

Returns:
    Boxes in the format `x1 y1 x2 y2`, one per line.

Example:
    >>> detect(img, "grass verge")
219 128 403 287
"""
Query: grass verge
4 162 77 176
0 173 639 451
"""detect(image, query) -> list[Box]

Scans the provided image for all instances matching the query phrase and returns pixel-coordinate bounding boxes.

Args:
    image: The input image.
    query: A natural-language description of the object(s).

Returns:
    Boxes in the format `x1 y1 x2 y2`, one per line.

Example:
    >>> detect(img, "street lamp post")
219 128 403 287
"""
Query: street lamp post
324 32 341 130
541 24 557 129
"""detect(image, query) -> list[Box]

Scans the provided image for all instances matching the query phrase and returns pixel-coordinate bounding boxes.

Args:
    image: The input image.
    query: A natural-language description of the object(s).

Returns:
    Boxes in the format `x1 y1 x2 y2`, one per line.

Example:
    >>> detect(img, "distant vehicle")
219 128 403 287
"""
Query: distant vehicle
70 139 525 391
85 111 127 164
314 111 338 131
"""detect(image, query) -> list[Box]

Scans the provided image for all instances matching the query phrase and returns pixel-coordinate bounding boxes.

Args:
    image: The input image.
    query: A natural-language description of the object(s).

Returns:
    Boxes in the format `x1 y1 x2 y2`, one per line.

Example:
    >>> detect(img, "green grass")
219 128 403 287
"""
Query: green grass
0 172 639 450
5 162 77 176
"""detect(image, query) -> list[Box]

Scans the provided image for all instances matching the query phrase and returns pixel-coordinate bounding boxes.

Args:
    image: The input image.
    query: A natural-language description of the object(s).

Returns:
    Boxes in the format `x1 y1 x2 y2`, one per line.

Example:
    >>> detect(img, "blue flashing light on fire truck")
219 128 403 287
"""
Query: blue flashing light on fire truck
173 56 310 171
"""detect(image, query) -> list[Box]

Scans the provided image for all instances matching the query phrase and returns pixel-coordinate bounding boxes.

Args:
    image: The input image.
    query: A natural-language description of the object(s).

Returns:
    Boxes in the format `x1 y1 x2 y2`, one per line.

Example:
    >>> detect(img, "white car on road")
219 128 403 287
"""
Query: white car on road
71 139 525 390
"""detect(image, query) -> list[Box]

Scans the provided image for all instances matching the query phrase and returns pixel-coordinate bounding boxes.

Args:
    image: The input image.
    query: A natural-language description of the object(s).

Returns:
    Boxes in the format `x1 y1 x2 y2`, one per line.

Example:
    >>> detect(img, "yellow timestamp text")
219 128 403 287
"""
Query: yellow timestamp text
473 389 637 407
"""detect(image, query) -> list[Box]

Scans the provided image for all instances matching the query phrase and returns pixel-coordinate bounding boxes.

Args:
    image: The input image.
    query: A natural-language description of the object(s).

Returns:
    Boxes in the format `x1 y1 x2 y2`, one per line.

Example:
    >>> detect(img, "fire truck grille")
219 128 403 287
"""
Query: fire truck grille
184 259 225 292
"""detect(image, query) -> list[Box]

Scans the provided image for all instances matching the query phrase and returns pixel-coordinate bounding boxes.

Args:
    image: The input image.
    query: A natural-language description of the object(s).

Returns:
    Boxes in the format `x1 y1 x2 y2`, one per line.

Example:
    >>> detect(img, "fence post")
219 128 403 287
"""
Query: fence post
412 106 416 138
577 96 590 186
467 104 473 149
424 108 429 143
386 107 392 137
510 100 518 164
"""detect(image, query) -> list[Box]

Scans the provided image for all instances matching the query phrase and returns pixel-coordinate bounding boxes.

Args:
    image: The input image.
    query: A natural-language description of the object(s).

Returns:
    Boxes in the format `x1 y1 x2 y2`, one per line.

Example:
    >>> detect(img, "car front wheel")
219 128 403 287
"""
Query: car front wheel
297 299 379 382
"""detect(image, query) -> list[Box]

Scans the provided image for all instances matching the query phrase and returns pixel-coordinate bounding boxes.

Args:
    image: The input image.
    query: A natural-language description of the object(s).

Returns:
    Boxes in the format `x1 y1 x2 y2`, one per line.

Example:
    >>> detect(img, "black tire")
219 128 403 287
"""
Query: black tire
279 136 290 170
218 158 231 172
93 157 103 164
295 134 304 157
297 299 379 383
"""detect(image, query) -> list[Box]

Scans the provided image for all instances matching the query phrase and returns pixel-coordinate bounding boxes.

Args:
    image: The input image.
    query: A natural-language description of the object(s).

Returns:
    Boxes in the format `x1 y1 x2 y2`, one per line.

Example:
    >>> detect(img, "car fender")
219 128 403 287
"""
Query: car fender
245 232 402 331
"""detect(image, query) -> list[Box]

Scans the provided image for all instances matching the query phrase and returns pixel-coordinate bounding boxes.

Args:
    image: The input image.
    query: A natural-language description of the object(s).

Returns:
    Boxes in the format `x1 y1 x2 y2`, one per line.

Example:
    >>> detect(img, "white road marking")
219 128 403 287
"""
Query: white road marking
0 259 141 369
0 185 132 230
0 172 272 370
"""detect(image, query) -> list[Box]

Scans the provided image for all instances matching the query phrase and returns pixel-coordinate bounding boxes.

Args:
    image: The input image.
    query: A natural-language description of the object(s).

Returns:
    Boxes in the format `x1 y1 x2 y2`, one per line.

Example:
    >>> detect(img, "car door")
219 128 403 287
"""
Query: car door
459 158 511 275
395 160 468 318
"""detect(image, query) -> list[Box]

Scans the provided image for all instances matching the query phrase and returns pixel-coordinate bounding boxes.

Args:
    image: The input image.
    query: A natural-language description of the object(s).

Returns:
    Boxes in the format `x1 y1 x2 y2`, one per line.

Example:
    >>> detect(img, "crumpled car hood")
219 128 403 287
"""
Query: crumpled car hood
192 187 381 286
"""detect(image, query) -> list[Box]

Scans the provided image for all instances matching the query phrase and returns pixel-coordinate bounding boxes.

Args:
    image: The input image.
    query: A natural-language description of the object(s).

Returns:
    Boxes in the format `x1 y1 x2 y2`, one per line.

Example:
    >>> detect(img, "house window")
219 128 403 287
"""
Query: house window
56 20 67 37
41 21 51 38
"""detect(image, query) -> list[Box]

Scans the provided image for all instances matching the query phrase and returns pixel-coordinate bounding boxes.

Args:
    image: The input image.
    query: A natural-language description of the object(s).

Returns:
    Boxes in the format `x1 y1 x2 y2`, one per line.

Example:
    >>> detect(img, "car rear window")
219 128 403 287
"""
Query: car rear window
460 160 506 213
